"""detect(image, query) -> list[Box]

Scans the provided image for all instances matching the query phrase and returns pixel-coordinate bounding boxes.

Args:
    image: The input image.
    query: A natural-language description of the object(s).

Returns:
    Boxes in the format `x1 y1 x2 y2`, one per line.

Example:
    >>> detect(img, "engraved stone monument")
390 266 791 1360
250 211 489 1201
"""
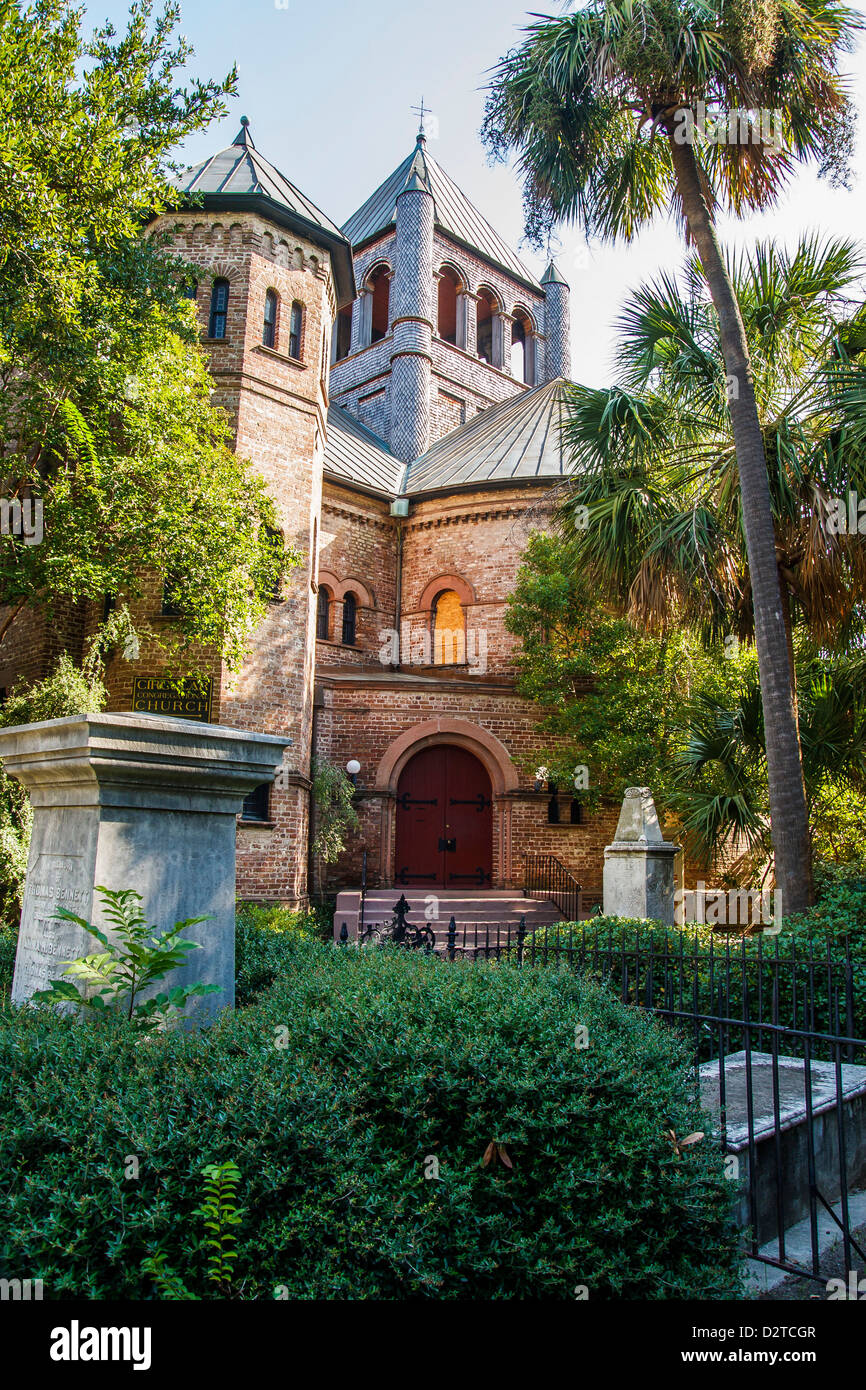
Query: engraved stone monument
0 712 291 1022
602 786 680 925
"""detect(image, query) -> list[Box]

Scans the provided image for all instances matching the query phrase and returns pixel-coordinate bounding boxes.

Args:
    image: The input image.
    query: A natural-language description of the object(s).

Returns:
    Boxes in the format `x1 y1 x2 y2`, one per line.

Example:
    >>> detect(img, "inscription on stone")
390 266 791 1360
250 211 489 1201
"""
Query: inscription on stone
132 676 213 723
13 854 93 1001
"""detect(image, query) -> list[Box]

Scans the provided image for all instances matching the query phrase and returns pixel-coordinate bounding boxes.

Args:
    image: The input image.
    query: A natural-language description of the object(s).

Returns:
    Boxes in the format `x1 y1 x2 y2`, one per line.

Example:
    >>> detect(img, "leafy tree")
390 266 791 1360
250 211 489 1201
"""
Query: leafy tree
674 651 866 873
0 0 289 669
311 759 360 894
559 236 866 655
506 530 734 812
483 0 864 912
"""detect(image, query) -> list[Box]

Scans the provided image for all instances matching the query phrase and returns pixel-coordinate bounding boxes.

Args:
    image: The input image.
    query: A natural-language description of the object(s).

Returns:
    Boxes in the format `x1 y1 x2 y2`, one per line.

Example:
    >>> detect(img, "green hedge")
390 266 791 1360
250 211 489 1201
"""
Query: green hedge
529 913 864 1053
0 934 743 1300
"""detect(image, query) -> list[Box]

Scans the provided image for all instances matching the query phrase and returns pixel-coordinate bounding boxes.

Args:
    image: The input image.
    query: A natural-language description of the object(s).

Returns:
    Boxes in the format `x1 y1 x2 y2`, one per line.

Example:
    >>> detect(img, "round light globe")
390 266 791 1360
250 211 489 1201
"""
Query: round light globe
346 759 361 777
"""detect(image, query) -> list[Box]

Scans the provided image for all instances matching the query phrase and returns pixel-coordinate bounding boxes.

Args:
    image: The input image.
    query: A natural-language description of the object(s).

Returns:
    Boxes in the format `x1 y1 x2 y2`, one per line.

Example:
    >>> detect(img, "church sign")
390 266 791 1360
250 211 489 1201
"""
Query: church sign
132 676 213 724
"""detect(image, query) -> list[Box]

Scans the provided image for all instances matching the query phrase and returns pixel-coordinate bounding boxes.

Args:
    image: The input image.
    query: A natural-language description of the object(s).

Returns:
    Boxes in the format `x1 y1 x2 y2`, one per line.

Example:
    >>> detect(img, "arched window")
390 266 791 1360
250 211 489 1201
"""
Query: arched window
263 524 283 600
511 309 535 385
437 267 460 344
289 301 304 360
476 289 499 366
263 289 278 348
161 576 183 617
368 266 390 344
432 589 466 665
208 278 229 339
341 591 357 646
316 586 330 640
241 783 271 823
333 305 352 362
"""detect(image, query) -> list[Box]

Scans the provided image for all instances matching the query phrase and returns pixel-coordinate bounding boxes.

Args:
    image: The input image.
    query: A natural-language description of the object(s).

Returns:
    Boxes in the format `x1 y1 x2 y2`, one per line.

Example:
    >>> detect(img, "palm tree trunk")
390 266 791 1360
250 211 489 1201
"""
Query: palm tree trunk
667 130 812 912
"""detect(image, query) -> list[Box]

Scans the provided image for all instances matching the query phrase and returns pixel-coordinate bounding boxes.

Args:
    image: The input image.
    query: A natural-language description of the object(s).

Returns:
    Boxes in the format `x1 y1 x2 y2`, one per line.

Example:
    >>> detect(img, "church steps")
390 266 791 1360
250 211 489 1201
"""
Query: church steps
332 888 565 941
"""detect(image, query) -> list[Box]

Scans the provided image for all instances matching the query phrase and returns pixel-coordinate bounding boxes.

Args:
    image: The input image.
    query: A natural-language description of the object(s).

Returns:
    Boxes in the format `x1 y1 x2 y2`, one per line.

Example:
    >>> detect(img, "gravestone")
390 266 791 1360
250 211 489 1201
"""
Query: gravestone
0 712 291 1022
602 786 679 924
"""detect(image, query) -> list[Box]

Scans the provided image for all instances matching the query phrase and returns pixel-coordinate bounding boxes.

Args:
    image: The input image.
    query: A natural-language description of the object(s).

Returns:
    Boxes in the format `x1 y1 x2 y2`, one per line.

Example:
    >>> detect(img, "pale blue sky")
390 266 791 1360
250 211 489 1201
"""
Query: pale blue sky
89 0 866 383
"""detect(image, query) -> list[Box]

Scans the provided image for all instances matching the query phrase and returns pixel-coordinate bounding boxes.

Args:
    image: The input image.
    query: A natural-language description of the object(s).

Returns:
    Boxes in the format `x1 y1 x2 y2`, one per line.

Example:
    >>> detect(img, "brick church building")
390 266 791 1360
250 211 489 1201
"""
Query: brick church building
3 117 631 911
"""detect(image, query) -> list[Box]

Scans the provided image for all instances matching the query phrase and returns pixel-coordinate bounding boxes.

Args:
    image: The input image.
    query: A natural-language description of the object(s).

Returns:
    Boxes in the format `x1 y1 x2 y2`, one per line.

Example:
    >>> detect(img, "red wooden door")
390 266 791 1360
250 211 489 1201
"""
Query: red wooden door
395 747 492 887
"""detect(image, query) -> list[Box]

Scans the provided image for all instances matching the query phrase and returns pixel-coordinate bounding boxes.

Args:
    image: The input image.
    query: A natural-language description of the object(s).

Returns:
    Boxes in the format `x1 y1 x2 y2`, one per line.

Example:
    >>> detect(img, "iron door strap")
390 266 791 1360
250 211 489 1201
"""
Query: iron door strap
397 793 439 811
396 867 438 884
449 867 493 886
449 794 491 812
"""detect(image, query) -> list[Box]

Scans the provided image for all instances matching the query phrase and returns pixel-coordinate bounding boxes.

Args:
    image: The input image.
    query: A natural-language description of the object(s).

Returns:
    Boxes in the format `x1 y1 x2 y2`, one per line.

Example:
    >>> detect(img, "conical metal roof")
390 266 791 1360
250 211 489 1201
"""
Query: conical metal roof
342 137 541 293
173 119 356 306
541 260 569 286
403 378 571 496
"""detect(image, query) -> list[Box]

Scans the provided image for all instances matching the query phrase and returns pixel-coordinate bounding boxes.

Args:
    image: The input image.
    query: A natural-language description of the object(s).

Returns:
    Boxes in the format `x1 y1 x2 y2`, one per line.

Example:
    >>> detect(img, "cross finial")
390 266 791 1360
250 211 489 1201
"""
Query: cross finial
411 96 430 144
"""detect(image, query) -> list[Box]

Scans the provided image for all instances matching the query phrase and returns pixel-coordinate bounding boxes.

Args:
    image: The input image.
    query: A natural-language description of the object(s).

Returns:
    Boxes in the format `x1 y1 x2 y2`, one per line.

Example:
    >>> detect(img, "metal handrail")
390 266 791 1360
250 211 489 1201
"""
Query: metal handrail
522 851 583 922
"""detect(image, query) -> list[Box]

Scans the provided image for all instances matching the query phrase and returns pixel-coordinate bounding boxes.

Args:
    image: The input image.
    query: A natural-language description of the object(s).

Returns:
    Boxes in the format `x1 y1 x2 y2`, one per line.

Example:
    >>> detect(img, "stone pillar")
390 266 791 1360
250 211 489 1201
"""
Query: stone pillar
462 291 478 358
492 311 510 373
455 291 472 354
389 138 434 463
351 289 371 355
0 712 291 1022
602 786 679 925
527 332 540 387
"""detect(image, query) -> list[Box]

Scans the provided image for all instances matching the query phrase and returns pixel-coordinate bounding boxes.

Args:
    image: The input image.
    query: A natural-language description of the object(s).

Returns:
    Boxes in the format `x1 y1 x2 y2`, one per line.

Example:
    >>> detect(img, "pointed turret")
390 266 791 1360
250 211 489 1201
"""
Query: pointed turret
172 121 355 306
233 115 255 148
541 260 571 381
389 132 436 464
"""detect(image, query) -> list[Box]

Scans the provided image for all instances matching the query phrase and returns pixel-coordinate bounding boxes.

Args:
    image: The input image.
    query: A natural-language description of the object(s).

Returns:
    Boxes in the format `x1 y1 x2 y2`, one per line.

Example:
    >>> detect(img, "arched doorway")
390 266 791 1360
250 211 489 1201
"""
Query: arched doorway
394 746 493 888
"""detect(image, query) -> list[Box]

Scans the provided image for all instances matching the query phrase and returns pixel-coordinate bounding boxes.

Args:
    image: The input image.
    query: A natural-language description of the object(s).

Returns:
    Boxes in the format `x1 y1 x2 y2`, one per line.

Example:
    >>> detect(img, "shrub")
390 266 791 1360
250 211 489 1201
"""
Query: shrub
785 860 866 954
234 903 323 1005
33 887 220 1030
0 936 743 1300
0 918 15 1000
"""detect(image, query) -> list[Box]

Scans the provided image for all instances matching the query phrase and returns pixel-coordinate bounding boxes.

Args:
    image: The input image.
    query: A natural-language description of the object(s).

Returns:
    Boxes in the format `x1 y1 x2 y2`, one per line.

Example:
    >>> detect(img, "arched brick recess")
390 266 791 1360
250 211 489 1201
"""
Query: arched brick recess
375 718 518 887
335 576 375 607
416 573 476 611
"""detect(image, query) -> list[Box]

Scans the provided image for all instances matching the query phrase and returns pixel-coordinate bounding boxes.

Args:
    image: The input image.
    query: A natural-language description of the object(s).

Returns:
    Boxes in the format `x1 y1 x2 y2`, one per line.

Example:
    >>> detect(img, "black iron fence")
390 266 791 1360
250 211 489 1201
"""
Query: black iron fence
344 900 866 1288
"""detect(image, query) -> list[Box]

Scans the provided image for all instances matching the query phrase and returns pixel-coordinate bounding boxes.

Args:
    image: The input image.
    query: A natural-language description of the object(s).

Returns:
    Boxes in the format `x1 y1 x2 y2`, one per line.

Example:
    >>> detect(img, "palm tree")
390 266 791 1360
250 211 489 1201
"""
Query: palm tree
675 653 866 875
483 0 863 911
560 235 866 654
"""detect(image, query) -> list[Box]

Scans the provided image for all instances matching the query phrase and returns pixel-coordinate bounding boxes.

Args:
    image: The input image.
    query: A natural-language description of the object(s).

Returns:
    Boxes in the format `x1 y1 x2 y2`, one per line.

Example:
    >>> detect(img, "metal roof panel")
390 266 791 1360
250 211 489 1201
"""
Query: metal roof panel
342 142 542 291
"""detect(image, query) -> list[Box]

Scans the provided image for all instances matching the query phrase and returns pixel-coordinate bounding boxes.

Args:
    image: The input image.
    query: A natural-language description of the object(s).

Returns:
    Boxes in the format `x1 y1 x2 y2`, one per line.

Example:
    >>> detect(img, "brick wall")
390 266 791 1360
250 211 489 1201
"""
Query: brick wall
400 484 551 678
312 675 616 893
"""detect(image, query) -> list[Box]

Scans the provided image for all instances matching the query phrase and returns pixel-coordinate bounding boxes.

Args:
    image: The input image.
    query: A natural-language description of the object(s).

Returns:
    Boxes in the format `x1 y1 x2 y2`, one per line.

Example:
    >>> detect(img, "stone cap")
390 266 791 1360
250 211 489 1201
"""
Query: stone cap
605 786 679 855
700 1050 866 1150
0 712 292 814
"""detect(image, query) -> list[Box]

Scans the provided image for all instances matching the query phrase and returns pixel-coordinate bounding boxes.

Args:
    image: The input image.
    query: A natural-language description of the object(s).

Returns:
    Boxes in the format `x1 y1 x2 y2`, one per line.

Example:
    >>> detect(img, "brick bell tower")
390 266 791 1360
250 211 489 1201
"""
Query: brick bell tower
148 118 356 904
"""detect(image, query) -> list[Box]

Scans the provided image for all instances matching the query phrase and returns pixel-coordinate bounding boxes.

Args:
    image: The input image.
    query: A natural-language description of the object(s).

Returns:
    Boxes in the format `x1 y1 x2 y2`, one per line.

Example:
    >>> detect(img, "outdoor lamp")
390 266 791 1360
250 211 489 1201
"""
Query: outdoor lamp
346 759 361 787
